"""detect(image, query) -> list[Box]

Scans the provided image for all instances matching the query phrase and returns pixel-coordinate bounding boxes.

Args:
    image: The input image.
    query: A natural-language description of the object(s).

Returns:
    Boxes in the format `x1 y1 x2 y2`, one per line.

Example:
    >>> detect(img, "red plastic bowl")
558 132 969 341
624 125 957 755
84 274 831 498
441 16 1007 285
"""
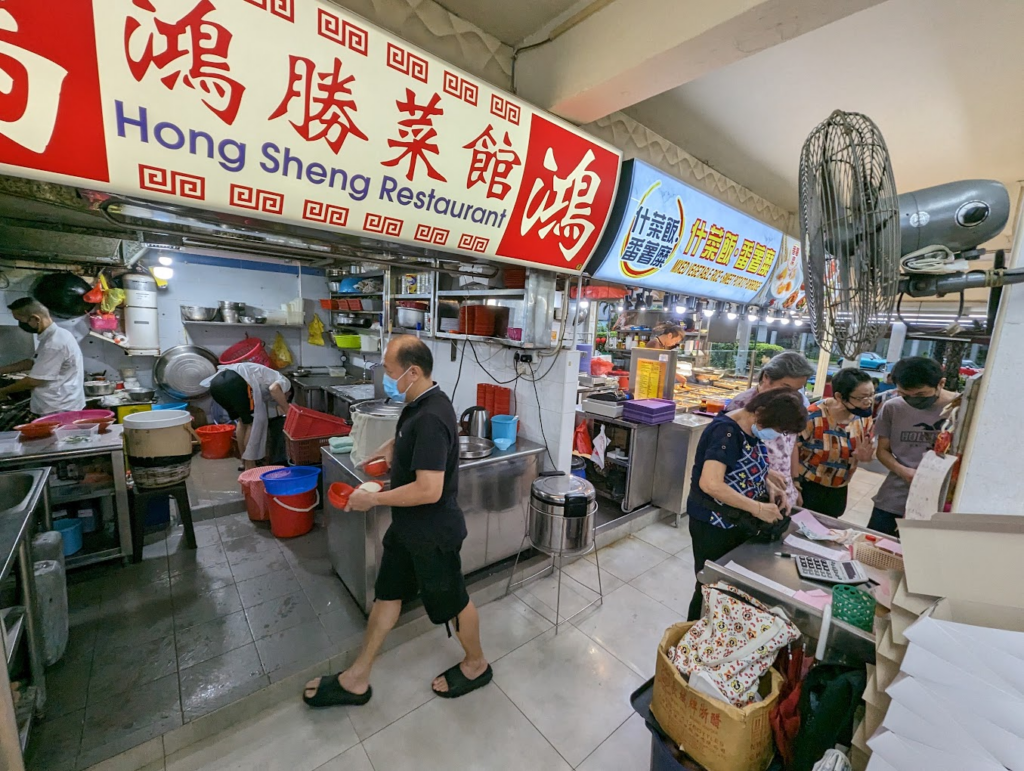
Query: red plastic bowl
328 483 354 510
364 459 389 477
34 409 115 426
14 421 60 440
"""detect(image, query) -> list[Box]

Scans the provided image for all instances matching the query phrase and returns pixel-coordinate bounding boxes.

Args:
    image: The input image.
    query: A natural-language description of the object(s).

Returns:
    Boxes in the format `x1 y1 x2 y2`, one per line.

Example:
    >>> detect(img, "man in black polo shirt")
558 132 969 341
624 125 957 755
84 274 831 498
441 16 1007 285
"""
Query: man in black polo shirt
303 336 491 708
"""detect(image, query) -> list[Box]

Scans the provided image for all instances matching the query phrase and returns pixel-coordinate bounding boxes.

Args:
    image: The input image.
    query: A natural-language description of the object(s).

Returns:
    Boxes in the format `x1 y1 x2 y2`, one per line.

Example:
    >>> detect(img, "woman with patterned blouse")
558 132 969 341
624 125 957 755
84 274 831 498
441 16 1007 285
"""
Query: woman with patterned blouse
795 368 876 518
729 351 816 508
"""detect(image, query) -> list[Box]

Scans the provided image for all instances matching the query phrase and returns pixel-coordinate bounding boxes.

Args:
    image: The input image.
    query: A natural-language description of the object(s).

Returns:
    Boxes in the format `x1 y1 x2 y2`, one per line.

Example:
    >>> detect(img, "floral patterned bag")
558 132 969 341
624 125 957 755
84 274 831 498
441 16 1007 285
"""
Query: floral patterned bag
668 582 800 707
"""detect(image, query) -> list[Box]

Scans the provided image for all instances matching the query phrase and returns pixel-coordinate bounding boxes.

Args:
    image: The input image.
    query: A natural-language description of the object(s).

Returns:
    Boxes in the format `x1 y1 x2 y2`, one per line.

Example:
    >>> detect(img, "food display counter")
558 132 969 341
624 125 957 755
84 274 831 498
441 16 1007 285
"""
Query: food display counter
699 511 895 665
323 438 545 614
673 375 750 413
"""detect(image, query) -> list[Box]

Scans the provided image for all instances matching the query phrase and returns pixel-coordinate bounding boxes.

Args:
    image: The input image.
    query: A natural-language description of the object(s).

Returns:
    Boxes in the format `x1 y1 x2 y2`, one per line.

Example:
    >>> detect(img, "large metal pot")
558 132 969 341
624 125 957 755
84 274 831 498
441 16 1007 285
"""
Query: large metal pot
528 475 597 556
83 381 115 397
349 399 403 465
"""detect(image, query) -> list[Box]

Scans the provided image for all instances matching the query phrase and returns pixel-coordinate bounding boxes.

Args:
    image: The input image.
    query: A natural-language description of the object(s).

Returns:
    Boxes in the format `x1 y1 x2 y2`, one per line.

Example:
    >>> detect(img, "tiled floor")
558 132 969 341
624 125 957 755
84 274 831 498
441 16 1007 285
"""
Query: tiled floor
29 469 887 771
26 510 367 771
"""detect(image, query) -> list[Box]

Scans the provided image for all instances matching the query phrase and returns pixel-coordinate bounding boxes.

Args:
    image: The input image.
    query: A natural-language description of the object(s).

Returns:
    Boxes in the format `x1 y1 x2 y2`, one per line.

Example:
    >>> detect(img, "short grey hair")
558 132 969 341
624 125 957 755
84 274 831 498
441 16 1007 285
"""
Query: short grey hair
760 351 815 382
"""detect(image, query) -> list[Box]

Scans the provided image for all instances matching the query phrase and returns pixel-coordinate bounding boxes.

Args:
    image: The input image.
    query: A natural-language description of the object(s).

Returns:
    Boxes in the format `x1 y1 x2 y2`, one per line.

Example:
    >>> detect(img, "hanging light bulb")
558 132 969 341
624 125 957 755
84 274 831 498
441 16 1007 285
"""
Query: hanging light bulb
675 304 685 314
747 306 759 322
702 304 715 318
158 254 173 266
793 318 804 327
580 300 590 309
779 315 791 325
726 304 737 320
616 304 624 312
152 266 174 280
765 310 775 324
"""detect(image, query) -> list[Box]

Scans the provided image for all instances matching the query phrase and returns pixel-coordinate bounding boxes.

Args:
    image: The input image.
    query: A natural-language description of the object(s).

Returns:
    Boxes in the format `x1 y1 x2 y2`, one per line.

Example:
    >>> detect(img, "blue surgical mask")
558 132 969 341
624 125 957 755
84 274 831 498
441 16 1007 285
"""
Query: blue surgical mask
383 367 411 402
753 425 780 442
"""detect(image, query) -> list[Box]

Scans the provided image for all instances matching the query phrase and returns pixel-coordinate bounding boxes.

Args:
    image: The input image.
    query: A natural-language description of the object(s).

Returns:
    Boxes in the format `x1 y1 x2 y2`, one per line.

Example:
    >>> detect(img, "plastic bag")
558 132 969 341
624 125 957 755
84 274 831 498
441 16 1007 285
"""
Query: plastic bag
307 313 325 346
591 425 608 470
100 287 126 313
573 422 593 457
269 332 293 369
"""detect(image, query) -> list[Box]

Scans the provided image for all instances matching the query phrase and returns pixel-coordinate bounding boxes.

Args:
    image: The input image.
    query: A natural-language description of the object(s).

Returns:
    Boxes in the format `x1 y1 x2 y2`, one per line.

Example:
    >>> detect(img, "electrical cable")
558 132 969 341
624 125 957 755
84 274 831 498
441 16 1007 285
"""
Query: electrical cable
528 361 556 470
450 337 468 403
468 339 520 385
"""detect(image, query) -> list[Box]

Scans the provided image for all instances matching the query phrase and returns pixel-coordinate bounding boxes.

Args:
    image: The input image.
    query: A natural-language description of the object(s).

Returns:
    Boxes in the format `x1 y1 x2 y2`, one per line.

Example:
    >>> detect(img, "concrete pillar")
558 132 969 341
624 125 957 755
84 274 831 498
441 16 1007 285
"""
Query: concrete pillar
756 326 767 343
735 317 752 374
954 197 1024 515
909 340 920 356
886 322 907 363
769 331 777 345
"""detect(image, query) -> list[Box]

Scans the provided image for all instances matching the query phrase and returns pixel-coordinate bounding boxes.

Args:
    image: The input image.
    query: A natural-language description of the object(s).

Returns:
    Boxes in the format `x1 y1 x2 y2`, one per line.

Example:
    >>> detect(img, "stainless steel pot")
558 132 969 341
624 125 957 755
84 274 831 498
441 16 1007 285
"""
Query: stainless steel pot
396 306 426 329
126 389 156 403
528 475 597 556
83 381 115 397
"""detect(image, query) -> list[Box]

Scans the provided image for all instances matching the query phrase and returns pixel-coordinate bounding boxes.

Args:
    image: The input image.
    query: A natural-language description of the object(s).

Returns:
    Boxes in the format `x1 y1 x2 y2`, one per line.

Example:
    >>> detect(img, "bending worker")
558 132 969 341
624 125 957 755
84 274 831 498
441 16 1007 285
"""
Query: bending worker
0 298 85 416
201 361 290 468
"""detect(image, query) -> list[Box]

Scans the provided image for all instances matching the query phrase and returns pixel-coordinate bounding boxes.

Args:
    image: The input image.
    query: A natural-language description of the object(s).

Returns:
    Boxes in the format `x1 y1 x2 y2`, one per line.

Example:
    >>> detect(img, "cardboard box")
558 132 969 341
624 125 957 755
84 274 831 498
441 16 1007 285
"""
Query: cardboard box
651 622 782 771
899 514 1024 609
891 575 939 616
863 666 891 712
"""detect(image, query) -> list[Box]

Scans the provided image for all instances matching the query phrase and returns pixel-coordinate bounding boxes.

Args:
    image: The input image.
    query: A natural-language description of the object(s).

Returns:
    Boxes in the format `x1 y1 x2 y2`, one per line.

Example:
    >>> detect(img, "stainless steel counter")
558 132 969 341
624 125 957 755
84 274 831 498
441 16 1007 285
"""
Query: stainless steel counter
700 511 894 665
652 414 711 526
0 466 51 748
576 411 659 513
0 427 131 569
323 438 545 613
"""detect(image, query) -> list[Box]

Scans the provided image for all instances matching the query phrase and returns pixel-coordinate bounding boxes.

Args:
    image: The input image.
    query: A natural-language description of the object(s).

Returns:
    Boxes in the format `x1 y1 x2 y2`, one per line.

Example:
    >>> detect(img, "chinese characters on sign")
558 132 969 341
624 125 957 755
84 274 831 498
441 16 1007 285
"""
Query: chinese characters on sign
125 0 246 125
588 160 783 303
270 56 367 153
0 0 621 273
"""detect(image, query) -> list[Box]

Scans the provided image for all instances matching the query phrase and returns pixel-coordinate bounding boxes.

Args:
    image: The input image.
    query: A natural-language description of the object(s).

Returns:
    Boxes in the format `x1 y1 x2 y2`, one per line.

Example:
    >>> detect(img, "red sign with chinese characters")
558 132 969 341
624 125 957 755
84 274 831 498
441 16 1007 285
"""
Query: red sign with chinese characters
0 0 621 274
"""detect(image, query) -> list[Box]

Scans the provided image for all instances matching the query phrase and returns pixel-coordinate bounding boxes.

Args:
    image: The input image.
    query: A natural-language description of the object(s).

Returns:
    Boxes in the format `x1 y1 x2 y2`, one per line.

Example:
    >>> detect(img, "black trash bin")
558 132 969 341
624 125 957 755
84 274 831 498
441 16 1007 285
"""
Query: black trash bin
630 679 704 771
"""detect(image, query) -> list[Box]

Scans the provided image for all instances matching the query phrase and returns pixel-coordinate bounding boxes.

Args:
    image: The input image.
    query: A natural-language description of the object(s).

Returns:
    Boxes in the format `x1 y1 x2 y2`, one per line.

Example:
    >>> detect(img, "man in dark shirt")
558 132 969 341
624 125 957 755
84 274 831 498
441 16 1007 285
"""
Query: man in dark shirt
303 336 491 708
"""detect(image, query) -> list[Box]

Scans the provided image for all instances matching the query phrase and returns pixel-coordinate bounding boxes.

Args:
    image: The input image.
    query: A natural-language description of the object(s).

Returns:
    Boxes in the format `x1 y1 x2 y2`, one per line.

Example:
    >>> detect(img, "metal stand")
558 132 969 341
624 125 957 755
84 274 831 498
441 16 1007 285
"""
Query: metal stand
505 518 604 634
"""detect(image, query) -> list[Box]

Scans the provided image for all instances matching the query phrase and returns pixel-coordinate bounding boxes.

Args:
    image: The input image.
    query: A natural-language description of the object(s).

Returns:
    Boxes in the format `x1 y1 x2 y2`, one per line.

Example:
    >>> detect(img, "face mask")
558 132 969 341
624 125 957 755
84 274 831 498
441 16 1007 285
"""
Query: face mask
841 398 874 418
904 393 939 410
752 425 780 442
382 367 411 403
17 320 36 334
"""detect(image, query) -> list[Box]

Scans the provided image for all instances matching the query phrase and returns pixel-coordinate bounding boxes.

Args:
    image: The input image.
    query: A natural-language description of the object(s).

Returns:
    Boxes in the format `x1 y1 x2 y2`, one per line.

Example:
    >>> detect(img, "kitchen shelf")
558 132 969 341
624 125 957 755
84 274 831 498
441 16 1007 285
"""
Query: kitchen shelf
436 289 526 297
66 545 122 570
391 327 433 338
392 293 432 300
49 486 115 506
434 332 542 349
3 607 24 670
182 321 304 328
330 292 383 298
87 331 136 351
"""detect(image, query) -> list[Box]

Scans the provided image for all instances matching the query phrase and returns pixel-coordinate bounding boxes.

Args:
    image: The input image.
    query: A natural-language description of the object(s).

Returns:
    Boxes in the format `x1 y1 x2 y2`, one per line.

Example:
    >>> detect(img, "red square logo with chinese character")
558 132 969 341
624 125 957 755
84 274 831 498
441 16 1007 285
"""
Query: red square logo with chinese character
497 116 619 271
0 0 108 182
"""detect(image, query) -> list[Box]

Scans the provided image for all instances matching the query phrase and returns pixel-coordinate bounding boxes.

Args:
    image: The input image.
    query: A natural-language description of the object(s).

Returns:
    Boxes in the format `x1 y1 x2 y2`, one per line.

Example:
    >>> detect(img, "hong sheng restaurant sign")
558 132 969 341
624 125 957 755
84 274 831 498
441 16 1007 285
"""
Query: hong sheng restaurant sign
0 0 622 273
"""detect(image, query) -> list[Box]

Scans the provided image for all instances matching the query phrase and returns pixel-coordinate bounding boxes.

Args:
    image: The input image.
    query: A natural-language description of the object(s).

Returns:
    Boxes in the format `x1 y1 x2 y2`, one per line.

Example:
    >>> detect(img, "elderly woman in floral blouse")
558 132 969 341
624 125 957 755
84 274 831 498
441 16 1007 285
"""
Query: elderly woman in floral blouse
728 351 816 508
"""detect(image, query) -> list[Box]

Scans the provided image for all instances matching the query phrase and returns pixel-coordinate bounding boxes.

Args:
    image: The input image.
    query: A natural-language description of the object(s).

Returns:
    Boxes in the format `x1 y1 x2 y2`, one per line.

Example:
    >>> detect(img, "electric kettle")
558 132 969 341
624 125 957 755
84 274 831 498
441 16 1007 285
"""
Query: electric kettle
459 406 490 438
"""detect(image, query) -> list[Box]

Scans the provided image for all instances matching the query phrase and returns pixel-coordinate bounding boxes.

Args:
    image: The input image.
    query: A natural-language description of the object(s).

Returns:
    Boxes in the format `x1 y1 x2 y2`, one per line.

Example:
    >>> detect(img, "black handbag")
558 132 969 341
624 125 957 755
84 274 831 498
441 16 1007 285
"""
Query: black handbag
689 488 791 542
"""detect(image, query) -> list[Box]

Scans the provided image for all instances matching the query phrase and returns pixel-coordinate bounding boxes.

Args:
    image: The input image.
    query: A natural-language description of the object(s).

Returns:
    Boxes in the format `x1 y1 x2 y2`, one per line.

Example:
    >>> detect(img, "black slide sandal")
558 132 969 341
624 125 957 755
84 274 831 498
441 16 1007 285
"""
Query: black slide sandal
303 673 372 708
432 663 493 699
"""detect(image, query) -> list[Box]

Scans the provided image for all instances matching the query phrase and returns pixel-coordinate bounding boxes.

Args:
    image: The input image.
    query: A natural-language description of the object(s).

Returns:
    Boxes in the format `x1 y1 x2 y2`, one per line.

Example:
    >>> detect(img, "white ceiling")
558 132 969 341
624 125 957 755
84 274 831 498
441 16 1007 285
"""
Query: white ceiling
433 0 581 45
625 0 1024 251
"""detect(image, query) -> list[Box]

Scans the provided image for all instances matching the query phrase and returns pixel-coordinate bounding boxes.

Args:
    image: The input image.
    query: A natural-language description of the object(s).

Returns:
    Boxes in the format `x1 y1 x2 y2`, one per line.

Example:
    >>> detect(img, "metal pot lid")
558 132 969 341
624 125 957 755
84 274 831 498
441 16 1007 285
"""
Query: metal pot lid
153 345 219 398
351 398 403 417
531 474 596 505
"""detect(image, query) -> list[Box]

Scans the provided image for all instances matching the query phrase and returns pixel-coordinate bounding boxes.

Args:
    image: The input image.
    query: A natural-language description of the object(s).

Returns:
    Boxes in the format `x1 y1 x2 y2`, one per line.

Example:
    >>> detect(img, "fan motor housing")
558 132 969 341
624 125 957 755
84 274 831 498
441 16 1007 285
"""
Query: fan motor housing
899 180 1009 255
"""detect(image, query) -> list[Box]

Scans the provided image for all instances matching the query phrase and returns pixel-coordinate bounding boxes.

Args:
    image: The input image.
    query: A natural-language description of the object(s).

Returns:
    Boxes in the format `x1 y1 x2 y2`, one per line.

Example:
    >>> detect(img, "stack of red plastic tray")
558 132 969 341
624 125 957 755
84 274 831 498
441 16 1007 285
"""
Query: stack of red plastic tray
477 384 512 415
458 305 497 336
503 268 527 289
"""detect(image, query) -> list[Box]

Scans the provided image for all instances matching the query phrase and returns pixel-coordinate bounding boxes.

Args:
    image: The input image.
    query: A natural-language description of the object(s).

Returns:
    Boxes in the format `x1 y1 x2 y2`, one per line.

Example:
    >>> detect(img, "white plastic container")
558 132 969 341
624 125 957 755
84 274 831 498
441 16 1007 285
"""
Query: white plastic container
55 423 100 443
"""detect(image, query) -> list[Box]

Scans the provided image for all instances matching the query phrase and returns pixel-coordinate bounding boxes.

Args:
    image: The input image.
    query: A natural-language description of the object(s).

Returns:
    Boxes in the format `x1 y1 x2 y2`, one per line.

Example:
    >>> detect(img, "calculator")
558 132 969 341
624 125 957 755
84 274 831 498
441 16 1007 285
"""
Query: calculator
794 555 870 585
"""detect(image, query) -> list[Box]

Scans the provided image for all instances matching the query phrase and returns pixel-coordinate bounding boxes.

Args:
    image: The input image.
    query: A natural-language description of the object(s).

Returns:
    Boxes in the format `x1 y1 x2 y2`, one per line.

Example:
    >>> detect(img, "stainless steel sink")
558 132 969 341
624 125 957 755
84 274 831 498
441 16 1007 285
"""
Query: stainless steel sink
0 468 49 520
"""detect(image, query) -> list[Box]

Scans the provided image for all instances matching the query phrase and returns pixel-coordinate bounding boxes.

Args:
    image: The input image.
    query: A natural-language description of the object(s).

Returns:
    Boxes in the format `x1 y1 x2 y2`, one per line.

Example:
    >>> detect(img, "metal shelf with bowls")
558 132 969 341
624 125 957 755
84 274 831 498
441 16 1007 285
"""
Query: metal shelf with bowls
435 289 527 297
182 321 304 328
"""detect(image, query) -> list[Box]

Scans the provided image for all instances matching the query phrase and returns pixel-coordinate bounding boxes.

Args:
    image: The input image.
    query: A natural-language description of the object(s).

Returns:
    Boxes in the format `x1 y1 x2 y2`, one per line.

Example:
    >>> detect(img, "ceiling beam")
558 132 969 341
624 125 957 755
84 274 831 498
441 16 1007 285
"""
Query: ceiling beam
515 0 887 124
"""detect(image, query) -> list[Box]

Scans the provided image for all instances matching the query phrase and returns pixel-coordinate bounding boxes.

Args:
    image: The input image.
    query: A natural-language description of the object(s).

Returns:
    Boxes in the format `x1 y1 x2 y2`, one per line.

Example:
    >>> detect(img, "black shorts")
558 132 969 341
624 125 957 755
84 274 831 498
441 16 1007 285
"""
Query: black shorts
210 370 254 424
374 526 469 625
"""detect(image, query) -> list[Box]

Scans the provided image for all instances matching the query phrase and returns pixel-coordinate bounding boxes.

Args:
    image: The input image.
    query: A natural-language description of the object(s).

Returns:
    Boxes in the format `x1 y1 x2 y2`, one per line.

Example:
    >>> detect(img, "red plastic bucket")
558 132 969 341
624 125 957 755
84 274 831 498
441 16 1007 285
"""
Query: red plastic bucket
238 465 284 521
196 424 235 459
268 489 318 538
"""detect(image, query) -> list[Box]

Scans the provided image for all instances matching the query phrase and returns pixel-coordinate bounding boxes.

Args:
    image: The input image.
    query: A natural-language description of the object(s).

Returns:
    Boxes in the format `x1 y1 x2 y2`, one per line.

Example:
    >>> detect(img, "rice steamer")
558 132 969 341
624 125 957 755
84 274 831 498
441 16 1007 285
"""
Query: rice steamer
350 399 403 465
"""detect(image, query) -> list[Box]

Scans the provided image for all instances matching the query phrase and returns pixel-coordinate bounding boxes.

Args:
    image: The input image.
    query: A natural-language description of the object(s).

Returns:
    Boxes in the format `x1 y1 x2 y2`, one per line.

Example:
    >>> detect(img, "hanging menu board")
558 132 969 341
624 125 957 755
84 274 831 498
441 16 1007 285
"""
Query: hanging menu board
586 160 784 303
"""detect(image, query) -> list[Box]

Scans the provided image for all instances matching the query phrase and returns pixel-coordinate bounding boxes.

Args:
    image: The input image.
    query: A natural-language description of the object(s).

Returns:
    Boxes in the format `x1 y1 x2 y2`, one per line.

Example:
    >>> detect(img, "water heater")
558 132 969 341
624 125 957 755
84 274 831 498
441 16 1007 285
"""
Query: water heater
123 273 160 355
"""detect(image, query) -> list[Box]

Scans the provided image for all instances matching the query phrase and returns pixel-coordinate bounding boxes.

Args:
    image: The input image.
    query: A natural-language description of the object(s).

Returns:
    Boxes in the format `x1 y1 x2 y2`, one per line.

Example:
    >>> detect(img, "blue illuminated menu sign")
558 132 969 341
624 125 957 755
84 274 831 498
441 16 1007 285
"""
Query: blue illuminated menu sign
586 160 784 303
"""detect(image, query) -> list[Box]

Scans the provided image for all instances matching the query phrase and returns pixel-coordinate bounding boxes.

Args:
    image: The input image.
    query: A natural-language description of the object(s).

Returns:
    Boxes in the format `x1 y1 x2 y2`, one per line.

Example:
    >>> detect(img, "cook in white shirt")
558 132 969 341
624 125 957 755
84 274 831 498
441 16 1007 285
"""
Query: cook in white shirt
201 362 291 467
0 298 85 416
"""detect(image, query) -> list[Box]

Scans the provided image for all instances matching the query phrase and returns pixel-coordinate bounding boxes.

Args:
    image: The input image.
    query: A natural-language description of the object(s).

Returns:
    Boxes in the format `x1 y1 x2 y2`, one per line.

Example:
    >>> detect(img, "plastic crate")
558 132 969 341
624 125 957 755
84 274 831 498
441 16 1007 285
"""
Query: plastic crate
283 404 351 440
284 433 334 465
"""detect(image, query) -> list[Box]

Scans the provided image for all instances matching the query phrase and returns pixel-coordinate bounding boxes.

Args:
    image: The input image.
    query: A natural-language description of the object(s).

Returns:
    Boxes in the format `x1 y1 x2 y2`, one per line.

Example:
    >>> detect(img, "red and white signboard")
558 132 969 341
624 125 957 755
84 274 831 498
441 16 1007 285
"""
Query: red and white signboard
0 0 622 274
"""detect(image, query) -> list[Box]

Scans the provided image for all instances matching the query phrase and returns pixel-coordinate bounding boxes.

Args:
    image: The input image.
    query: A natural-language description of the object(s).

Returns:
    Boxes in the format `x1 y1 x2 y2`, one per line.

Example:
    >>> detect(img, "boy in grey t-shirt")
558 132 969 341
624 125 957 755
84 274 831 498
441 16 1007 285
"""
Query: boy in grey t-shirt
869 357 958 535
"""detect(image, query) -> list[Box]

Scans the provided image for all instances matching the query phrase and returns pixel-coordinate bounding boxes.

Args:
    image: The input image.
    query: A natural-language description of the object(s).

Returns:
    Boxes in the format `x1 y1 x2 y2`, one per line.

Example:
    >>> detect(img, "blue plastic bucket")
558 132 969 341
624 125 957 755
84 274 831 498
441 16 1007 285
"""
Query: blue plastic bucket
260 466 321 496
571 456 586 479
54 518 83 556
491 415 518 447
153 402 188 411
